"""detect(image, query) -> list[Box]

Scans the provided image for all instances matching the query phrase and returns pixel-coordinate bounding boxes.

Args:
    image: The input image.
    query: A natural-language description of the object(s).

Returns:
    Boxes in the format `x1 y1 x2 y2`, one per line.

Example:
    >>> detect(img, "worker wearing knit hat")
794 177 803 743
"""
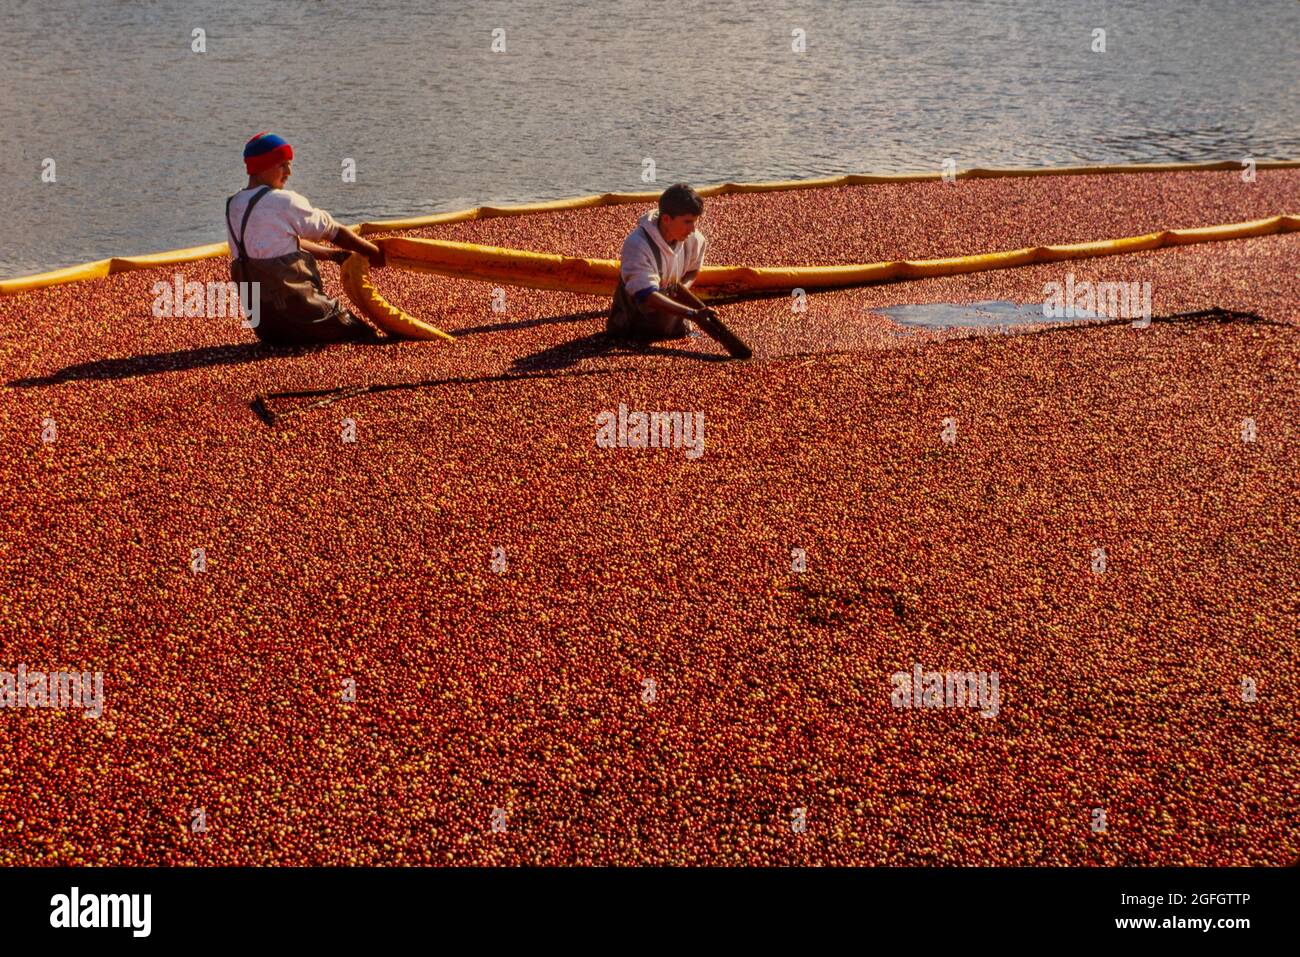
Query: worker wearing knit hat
243 131 294 176
225 131 387 345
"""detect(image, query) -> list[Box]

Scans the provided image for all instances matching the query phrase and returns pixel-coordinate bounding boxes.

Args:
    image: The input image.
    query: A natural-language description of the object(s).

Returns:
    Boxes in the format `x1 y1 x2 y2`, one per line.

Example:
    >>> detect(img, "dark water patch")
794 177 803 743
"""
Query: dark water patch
877 300 1102 331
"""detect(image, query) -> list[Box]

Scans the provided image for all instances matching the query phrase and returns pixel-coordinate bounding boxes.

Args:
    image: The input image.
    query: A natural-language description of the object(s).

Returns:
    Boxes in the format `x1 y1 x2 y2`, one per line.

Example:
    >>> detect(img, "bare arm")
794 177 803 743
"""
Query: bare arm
305 226 386 267
674 284 710 312
659 284 721 323
300 239 345 263
334 225 383 263
642 289 699 319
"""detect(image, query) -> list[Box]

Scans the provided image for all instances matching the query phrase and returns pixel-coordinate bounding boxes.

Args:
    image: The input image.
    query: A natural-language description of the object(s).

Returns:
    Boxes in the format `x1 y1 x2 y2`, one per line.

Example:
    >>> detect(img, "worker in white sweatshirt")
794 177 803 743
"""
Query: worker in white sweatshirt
608 183 712 340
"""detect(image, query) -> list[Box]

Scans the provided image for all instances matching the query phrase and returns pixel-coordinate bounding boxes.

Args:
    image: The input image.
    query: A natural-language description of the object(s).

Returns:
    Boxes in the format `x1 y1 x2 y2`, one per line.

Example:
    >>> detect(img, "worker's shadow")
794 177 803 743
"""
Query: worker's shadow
6 308 710 388
6 340 368 389
443 307 730 371
252 325 732 425
10 308 730 428
511 331 733 373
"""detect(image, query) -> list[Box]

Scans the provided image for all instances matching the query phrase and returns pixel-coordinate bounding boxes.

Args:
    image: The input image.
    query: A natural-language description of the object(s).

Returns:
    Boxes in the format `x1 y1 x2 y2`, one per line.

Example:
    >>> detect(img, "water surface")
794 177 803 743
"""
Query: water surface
2 0 1297 277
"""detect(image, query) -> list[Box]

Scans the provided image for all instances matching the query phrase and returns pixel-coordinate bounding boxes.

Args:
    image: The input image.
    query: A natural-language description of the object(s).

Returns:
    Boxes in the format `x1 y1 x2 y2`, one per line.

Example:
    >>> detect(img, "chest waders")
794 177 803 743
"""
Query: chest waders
225 187 376 345
608 224 684 339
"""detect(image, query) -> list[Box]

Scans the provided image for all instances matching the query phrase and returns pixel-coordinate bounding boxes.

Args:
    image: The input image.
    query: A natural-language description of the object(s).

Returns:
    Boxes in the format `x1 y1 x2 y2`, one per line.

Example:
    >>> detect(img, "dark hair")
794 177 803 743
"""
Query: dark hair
659 183 704 218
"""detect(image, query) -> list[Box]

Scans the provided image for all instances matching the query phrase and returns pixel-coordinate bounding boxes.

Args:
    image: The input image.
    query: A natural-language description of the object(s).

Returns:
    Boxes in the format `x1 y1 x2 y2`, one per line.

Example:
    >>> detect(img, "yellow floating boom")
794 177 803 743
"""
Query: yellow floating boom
3 159 1297 296
340 253 455 341
377 215 1300 299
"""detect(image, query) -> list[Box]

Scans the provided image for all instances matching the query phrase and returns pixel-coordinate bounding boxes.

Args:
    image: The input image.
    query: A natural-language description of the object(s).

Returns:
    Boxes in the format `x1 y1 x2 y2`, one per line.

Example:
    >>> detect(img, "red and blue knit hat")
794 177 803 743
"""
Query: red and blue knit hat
243 131 293 175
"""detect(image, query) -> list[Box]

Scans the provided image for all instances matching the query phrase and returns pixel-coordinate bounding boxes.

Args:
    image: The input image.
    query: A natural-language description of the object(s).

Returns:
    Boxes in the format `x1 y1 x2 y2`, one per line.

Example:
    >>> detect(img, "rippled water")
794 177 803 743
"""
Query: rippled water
1 0 1297 278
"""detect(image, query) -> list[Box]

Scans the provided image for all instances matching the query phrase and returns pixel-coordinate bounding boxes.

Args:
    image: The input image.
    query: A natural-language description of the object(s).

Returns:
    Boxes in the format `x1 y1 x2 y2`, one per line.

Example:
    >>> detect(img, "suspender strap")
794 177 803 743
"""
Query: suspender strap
638 225 665 278
225 186 272 261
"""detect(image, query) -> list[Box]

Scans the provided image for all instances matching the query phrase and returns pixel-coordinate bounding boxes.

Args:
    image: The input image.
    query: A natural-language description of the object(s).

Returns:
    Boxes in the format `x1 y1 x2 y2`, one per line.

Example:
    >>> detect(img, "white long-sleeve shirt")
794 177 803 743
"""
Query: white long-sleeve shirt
224 188 339 259
619 210 707 302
